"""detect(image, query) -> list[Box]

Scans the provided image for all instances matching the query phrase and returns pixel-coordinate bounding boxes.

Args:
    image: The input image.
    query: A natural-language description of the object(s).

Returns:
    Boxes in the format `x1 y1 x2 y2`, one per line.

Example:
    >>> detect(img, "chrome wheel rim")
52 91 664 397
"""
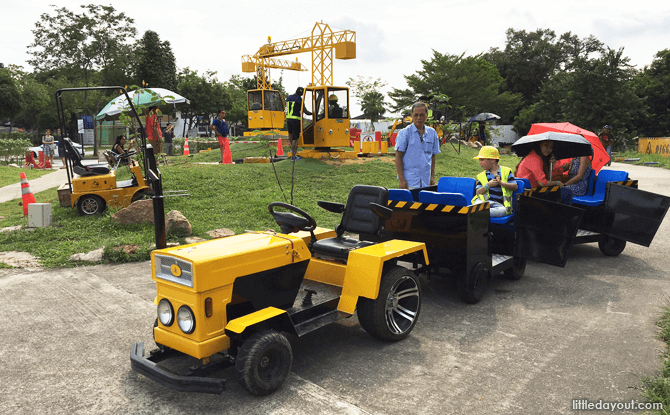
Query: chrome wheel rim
385 275 420 334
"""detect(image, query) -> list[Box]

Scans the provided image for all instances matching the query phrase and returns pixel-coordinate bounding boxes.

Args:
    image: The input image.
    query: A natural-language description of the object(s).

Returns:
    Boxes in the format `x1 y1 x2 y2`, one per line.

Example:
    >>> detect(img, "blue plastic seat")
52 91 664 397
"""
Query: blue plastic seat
517 177 531 190
572 169 629 206
388 189 414 202
490 179 526 224
418 191 469 207
436 177 477 202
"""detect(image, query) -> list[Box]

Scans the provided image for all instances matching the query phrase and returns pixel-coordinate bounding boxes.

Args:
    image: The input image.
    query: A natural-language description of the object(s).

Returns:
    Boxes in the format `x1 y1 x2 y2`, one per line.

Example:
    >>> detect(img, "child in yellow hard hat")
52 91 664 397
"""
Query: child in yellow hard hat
472 146 518 217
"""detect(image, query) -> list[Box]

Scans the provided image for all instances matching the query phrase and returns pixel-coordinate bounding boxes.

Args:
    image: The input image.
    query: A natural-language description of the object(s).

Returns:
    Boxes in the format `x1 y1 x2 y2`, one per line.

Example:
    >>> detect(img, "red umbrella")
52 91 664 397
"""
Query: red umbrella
527 122 608 172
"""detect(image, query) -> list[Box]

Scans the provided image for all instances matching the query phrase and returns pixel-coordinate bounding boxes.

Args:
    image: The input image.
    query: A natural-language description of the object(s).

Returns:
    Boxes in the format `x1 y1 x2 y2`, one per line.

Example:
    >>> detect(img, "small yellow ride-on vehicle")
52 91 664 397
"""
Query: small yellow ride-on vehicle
131 185 429 395
55 87 154 215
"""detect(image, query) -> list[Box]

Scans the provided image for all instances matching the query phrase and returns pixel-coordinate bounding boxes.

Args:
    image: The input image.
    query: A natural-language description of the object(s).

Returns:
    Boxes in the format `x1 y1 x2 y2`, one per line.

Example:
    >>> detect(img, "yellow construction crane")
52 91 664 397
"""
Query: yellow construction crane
245 22 358 158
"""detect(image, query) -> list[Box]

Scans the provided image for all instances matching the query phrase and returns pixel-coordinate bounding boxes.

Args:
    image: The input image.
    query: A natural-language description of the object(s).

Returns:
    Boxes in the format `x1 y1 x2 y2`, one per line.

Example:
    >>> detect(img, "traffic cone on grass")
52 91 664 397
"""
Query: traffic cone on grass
276 136 285 157
20 172 37 216
183 138 190 156
222 137 233 164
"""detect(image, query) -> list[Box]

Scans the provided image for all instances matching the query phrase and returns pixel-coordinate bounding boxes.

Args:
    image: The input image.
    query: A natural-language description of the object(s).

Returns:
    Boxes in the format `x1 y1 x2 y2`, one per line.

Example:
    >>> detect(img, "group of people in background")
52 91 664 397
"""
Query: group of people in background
394 100 614 217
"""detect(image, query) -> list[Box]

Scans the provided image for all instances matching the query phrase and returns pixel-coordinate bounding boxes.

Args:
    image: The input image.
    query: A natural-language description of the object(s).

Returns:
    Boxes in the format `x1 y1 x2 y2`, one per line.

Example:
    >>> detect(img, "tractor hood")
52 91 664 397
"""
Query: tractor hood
151 232 312 292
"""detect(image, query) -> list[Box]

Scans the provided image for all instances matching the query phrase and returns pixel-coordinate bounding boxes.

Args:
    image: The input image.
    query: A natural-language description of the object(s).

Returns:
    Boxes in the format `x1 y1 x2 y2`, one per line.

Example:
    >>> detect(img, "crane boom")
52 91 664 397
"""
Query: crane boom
251 22 355 86
241 55 307 90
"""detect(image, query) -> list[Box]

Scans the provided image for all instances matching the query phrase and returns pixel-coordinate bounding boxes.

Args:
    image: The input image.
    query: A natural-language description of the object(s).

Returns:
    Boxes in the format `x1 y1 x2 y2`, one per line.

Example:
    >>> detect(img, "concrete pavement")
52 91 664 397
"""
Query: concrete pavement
0 163 668 414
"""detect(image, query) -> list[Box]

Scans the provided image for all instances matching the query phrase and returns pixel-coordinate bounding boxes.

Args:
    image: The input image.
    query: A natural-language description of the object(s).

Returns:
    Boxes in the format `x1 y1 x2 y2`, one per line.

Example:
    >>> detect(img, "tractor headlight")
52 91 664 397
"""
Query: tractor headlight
177 305 195 334
157 299 174 326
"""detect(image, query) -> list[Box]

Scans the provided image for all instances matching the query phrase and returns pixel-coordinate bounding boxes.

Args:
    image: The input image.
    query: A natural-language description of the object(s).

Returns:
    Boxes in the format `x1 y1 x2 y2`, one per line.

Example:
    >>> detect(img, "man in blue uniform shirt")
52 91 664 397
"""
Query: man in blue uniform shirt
394 102 441 189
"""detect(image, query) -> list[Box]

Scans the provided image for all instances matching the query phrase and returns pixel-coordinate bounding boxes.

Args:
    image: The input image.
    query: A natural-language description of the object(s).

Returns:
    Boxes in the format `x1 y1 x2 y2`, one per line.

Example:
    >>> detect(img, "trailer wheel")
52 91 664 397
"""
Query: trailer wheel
598 235 626 256
504 257 526 281
235 330 292 395
458 263 488 304
358 266 422 342
77 195 105 216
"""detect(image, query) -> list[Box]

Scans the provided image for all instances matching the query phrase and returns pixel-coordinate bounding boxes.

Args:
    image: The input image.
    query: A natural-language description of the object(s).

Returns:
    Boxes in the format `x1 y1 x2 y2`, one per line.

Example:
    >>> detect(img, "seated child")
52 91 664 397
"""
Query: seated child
472 146 518 217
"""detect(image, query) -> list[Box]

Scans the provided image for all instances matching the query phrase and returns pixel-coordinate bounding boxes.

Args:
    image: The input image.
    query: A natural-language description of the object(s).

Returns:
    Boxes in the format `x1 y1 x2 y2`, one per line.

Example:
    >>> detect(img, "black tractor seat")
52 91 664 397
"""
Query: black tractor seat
311 185 389 260
63 138 110 176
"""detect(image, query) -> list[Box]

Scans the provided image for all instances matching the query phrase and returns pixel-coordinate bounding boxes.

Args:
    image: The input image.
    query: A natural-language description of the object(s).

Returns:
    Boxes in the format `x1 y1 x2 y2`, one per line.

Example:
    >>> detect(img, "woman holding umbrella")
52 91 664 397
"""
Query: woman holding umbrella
516 140 573 204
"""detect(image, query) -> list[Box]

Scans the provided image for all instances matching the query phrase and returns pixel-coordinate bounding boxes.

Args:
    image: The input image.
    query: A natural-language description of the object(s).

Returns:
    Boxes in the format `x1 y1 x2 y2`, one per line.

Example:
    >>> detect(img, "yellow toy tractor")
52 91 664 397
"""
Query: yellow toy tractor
131 185 429 395
55 87 154 215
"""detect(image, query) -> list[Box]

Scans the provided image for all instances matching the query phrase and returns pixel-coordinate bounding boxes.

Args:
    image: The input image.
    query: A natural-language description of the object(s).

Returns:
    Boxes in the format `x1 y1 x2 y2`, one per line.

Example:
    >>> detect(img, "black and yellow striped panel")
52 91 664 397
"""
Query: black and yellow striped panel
387 199 489 215
611 180 638 188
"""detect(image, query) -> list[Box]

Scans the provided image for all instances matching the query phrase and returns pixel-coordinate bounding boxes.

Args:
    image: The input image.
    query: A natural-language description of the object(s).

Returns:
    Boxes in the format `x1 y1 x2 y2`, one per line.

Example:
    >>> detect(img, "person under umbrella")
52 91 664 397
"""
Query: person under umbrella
515 140 573 204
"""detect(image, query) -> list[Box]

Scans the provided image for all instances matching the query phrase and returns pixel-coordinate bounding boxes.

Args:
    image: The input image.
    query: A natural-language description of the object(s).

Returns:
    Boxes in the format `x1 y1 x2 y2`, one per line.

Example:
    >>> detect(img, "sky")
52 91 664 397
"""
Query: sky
2 0 670 117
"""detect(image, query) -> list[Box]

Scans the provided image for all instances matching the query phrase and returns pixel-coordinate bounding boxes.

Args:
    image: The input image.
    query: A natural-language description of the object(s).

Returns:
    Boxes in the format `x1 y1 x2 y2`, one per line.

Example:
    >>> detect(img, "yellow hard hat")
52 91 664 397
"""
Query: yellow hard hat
473 146 500 160
329 94 338 102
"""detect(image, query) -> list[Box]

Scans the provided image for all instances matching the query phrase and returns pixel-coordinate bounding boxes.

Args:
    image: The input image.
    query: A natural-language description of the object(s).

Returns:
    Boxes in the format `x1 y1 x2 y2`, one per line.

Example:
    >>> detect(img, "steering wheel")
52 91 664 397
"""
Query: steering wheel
118 150 137 159
268 202 317 234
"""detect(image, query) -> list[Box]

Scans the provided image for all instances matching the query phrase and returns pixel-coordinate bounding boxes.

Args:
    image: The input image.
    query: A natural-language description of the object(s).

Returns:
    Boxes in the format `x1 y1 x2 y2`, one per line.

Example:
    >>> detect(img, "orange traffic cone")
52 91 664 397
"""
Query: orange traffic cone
276 136 285 157
222 137 233 164
20 172 37 216
183 138 190 156
37 151 46 169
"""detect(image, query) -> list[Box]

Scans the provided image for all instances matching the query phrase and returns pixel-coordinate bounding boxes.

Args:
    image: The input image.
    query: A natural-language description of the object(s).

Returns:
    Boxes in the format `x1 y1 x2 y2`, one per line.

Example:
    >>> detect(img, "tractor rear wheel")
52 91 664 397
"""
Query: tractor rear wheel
235 330 292 395
358 266 422 342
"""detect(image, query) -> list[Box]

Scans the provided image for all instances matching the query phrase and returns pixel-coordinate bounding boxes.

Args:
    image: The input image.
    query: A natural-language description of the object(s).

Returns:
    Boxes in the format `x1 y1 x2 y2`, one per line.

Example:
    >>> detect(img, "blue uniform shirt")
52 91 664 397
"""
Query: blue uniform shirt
395 123 441 188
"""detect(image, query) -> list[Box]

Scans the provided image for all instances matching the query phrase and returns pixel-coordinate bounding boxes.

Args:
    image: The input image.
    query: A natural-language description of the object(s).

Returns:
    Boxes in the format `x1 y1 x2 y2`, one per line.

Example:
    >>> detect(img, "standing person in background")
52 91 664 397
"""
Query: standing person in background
286 87 311 160
211 110 229 164
598 125 614 166
163 123 175 156
146 106 163 154
42 129 55 166
394 102 441 189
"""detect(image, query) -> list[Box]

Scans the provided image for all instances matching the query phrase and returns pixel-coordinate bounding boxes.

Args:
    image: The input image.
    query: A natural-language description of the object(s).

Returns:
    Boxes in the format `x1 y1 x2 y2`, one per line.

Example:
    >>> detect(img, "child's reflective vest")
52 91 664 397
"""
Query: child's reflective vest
471 166 514 214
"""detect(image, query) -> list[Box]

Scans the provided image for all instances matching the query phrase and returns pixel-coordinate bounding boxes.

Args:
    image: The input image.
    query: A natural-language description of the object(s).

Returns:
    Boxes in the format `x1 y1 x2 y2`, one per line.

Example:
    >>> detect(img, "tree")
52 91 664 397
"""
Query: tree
390 51 522 123
0 67 23 138
132 30 178 90
28 4 137 155
346 76 387 122
485 29 604 106
635 49 670 137
176 68 230 137
513 48 643 140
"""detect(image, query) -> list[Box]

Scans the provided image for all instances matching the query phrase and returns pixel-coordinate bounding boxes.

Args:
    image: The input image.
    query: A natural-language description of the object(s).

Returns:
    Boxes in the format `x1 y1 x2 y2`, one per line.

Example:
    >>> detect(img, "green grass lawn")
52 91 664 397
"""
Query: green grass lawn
0 166 58 188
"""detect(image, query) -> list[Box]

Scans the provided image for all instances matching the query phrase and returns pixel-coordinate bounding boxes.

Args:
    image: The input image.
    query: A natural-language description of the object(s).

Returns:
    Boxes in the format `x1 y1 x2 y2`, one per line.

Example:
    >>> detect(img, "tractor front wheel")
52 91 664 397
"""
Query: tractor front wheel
235 330 292 395
358 266 422 342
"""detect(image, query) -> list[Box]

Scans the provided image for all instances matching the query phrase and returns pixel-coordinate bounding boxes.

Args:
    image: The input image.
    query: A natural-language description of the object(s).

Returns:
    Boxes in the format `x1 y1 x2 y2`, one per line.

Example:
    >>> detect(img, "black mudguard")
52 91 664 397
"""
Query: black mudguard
598 184 670 247
514 195 584 267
